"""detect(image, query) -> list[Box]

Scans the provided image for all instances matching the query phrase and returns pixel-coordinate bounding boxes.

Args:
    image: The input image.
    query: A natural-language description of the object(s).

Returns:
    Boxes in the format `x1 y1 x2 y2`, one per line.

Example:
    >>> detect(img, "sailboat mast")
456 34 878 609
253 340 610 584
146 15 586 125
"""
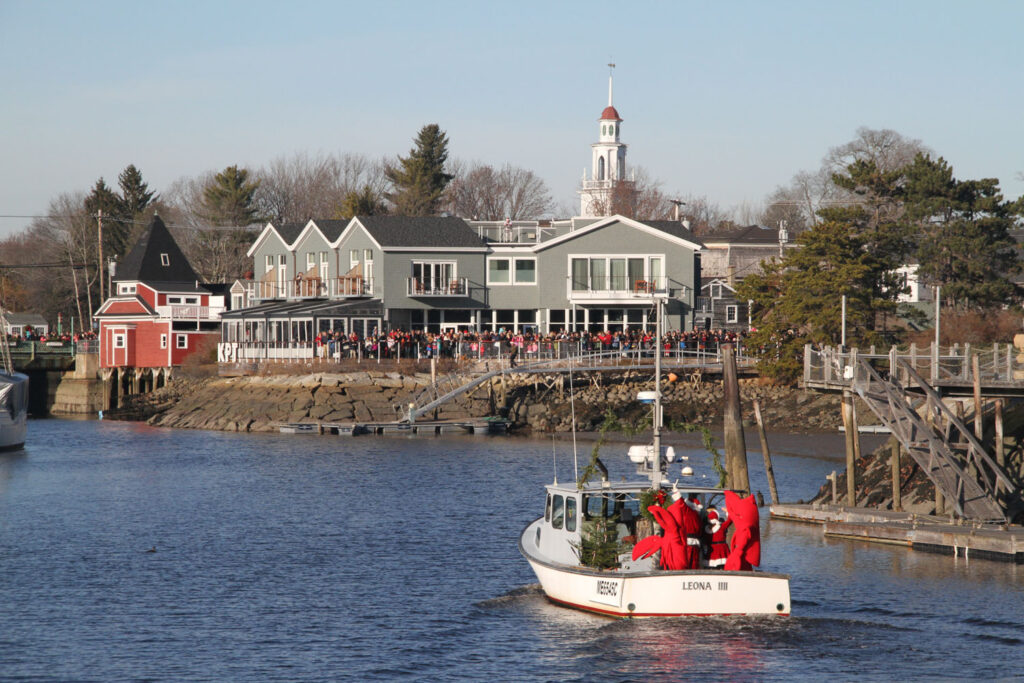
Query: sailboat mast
651 297 662 488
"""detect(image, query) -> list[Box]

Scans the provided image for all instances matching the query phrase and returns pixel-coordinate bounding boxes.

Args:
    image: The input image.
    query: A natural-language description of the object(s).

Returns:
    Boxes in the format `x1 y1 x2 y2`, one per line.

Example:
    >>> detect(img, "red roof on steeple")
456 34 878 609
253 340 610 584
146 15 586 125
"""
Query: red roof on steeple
600 106 622 121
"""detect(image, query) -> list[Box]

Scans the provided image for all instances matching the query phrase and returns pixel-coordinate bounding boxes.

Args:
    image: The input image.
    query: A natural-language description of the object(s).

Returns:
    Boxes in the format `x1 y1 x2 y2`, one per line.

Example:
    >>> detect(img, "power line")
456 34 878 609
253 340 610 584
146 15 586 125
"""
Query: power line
0 214 261 231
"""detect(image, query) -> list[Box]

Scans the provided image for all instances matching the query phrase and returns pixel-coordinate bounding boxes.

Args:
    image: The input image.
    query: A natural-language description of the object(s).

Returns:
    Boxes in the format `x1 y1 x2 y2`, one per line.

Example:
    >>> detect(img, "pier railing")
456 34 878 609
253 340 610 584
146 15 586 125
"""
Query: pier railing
804 342 1021 392
219 339 751 368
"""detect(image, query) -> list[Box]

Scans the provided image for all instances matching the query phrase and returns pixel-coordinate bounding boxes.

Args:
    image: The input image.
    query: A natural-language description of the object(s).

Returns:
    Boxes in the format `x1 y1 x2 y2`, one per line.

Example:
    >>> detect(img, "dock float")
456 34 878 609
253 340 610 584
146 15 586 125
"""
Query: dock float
772 503 1024 563
277 417 511 437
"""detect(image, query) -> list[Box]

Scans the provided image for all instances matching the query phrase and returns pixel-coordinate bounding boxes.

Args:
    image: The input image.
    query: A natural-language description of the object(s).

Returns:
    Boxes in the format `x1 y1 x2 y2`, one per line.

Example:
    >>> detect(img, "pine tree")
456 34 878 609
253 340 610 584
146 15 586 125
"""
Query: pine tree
118 164 156 217
335 185 388 219
737 208 903 380
200 165 261 226
905 154 1021 308
385 124 453 216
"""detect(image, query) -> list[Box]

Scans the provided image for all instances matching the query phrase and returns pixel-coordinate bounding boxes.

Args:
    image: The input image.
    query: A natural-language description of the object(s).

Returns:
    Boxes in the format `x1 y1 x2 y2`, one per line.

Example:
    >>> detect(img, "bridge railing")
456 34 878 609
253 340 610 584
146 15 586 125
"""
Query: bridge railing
804 342 1021 388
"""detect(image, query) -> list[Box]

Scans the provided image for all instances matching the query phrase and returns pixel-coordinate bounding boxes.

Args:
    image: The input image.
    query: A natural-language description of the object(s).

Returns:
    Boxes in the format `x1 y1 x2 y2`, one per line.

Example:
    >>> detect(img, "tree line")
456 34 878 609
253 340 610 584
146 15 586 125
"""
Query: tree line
1 122 1020 341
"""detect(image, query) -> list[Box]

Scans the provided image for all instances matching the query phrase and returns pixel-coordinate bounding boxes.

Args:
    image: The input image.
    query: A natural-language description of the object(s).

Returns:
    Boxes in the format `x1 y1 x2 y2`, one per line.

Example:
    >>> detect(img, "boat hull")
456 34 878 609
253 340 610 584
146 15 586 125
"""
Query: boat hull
520 520 790 618
0 372 27 451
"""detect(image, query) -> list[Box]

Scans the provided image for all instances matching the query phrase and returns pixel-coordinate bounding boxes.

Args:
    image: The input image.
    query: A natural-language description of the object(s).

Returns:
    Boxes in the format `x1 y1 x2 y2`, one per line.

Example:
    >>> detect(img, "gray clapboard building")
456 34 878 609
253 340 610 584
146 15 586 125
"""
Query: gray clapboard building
221 214 704 348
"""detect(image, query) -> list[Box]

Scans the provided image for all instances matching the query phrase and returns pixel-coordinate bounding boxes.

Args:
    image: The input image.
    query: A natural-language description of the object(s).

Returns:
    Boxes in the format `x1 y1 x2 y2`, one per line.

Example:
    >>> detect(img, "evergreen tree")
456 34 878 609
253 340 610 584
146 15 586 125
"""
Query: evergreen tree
385 124 453 216
118 164 156 217
83 177 131 262
904 154 1021 309
737 208 903 380
109 164 158 258
335 185 388 219
200 165 261 226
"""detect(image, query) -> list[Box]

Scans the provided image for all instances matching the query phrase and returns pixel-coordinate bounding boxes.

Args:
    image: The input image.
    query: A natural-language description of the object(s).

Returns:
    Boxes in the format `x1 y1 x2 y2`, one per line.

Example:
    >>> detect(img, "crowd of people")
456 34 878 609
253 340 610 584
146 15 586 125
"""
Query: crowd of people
5 328 98 344
310 327 747 362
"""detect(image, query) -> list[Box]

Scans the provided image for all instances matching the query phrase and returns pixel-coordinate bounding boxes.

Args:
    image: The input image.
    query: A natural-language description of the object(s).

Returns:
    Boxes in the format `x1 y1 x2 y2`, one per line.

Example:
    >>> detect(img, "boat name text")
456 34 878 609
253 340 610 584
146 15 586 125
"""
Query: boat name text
681 581 713 591
596 580 619 597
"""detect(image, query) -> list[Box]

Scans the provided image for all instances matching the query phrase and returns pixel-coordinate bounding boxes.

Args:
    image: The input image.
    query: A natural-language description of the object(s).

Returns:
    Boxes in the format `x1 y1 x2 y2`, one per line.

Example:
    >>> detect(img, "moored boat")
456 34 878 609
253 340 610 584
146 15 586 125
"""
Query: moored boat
0 316 28 451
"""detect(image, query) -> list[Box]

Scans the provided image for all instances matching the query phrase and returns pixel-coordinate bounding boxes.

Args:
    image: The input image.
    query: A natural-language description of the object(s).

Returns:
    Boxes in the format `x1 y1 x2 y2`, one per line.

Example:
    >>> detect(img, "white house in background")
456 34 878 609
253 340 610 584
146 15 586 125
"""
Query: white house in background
895 264 934 303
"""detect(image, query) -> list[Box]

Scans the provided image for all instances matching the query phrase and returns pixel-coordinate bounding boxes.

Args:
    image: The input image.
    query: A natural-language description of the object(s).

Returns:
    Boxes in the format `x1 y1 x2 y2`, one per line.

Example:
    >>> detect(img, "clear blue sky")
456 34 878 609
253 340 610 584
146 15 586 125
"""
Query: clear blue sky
2 0 1022 235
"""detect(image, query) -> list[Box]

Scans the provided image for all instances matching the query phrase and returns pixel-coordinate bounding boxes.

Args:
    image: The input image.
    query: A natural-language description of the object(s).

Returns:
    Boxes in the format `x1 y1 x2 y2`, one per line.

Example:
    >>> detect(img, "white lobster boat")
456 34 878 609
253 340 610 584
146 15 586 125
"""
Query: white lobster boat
519 298 790 618
518 478 791 618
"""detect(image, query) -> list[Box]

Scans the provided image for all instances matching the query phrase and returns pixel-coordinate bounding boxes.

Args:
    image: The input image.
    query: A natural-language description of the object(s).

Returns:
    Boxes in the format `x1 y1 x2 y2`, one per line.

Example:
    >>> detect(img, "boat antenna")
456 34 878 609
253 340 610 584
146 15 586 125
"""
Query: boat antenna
651 297 663 489
569 344 579 483
551 434 558 485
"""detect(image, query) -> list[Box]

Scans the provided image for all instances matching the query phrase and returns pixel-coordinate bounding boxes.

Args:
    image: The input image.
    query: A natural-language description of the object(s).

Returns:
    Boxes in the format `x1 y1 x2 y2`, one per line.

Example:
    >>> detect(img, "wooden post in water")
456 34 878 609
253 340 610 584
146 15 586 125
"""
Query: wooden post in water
842 391 857 507
722 344 749 493
753 400 779 505
995 398 1005 495
891 441 902 512
972 355 983 440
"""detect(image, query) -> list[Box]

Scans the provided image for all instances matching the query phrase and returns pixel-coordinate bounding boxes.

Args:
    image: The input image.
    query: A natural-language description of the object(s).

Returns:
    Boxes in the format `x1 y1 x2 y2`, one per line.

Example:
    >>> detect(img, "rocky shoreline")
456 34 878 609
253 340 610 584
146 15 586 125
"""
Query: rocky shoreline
111 369 847 435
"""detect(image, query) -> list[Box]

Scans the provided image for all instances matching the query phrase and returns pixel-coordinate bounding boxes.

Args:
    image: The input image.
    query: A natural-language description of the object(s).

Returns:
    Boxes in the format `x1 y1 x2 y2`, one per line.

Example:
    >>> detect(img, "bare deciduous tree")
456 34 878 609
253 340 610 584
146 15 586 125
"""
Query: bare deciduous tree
449 161 554 220
254 152 387 224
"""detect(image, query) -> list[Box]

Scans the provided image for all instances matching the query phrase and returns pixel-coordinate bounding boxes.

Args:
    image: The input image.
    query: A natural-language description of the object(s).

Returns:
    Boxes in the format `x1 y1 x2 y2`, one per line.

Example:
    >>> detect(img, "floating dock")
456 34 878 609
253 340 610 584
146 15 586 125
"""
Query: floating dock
278 417 510 437
772 504 1024 563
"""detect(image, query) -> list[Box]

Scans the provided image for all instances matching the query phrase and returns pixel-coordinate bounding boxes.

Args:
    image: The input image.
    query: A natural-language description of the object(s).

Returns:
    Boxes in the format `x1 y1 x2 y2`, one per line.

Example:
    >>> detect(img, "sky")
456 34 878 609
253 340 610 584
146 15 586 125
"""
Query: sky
1 0 1022 236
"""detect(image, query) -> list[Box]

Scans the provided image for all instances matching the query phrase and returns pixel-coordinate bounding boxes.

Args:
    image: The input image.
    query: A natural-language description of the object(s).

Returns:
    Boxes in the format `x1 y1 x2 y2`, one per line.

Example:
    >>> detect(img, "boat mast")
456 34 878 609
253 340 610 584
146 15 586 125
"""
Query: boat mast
651 296 663 488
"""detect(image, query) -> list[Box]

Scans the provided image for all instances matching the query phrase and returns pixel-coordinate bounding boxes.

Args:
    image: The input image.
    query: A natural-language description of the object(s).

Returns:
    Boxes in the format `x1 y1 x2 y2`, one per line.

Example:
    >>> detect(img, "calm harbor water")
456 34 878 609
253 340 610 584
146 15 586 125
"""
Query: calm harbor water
1 420 1021 681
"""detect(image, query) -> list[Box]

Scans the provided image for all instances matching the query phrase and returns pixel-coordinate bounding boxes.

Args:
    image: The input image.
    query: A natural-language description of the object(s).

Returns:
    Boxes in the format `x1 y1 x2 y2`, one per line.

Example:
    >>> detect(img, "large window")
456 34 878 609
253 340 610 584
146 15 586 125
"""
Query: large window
488 258 510 284
488 257 536 285
726 305 739 324
571 255 663 291
412 261 456 293
515 259 536 284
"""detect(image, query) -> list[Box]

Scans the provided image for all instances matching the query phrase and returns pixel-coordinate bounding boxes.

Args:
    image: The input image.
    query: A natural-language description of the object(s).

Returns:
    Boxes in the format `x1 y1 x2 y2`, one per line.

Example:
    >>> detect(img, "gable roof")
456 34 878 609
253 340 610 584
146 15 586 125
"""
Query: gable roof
114 215 200 284
275 222 306 245
534 214 705 253
352 216 488 249
310 219 348 242
701 224 780 245
95 295 158 317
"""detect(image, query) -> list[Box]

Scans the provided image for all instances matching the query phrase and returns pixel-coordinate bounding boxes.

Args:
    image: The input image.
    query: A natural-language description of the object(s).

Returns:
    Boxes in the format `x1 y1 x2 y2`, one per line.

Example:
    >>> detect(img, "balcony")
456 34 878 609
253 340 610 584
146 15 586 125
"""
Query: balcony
248 276 373 301
567 275 670 301
156 304 225 321
407 277 467 297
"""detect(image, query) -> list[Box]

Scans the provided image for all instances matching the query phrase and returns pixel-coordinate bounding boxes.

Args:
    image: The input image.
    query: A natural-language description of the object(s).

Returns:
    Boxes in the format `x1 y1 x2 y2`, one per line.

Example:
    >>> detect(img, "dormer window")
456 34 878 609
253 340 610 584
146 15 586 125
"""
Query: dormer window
160 253 170 266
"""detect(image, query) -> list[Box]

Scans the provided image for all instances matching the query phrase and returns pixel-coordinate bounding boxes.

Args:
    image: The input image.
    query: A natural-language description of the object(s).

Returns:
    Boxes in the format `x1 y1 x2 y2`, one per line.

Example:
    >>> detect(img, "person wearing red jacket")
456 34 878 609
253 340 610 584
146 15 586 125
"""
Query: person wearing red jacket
705 504 731 568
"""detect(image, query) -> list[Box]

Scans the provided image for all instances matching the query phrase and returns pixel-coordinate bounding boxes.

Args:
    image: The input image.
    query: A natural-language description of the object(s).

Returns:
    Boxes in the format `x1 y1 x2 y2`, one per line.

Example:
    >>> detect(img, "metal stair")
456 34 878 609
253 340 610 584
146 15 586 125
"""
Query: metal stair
849 357 1012 522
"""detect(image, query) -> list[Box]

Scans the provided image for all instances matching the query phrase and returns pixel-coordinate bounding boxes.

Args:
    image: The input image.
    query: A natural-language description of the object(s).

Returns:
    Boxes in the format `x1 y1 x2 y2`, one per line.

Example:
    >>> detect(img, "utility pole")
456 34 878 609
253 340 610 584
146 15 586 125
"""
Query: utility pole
97 209 105 303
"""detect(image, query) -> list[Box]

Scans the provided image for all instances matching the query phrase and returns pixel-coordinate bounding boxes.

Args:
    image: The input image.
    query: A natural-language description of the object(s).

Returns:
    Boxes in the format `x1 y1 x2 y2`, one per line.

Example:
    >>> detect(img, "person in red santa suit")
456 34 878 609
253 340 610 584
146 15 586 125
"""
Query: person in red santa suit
705 504 731 568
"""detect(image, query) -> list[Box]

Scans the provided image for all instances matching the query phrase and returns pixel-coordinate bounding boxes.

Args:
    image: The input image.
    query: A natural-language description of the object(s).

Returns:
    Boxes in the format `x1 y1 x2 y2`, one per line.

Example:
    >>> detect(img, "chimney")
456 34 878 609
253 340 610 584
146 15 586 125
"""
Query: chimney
727 264 736 288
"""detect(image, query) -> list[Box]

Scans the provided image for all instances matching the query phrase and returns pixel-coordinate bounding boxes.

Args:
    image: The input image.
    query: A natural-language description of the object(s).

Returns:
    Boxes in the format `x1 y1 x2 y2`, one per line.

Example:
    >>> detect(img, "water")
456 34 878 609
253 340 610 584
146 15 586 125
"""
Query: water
0 420 1021 681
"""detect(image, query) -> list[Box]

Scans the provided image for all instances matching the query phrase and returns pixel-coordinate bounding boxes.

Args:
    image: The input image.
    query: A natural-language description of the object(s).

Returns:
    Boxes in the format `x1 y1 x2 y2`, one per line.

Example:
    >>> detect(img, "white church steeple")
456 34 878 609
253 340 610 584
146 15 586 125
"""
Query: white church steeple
579 64 631 217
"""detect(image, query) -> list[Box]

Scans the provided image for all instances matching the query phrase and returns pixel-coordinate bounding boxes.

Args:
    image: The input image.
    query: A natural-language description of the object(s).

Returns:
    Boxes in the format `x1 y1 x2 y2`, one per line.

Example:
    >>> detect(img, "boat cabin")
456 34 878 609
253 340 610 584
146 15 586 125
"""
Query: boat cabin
537 482 728 569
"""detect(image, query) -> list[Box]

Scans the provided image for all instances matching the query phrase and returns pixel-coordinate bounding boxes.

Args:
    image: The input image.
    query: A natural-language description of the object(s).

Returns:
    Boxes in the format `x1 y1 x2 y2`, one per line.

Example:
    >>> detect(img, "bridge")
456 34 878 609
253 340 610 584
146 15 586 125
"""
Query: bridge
804 344 1022 522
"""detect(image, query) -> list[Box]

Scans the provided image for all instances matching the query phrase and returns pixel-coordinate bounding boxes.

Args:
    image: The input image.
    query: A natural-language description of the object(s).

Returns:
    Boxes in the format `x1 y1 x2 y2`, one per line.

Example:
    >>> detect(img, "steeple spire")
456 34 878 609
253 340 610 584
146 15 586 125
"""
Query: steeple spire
608 62 615 106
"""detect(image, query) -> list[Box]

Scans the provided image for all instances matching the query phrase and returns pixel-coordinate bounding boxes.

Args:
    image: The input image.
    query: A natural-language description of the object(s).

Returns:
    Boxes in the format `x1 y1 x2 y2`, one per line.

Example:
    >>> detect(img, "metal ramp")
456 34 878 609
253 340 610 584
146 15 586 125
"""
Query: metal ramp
849 356 1013 522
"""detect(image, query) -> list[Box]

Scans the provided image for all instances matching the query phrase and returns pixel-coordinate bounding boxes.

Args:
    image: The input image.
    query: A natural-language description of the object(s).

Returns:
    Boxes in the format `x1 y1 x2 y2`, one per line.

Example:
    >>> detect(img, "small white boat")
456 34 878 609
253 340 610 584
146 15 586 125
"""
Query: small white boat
519 298 790 618
0 371 28 451
0 324 28 450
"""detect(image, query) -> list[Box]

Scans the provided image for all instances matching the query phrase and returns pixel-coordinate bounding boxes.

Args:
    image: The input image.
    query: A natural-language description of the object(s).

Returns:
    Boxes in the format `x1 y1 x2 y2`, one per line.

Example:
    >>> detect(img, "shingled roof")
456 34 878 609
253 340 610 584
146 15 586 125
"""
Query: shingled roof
114 215 200 284
702 224 780 244
355 216 487 249
644 220 706 248
274 222 306 245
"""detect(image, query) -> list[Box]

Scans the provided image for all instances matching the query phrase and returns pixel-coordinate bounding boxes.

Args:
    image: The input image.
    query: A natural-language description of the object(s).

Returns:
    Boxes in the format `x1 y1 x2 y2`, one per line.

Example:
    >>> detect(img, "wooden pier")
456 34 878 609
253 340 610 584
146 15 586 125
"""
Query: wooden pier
772 503 1024 563
278 417 510 437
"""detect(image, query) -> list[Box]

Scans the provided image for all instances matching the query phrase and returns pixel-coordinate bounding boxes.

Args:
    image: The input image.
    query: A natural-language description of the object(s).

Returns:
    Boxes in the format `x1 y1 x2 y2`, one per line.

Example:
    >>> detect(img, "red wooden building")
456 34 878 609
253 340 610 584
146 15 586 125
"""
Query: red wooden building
95 215 225 400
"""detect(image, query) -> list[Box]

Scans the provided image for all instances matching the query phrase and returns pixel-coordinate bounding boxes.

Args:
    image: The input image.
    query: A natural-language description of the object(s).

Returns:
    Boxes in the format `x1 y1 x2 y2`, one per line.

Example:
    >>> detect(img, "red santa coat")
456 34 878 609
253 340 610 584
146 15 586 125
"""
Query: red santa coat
705 507 731 567
724 491 761 571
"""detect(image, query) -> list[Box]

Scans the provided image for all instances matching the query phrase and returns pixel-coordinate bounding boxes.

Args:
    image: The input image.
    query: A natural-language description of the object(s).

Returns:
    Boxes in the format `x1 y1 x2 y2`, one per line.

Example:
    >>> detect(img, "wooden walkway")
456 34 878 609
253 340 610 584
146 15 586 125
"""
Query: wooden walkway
802 344 1022 523
772 503 1024 563
278 417 511 436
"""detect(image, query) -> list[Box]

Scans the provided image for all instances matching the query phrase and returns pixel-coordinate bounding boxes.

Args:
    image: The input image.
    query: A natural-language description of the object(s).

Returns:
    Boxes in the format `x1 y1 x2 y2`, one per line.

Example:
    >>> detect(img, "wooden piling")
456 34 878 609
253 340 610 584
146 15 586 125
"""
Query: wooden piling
722 344 749 493
753 400 779 505
842 391 857 506
891 441 902 512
